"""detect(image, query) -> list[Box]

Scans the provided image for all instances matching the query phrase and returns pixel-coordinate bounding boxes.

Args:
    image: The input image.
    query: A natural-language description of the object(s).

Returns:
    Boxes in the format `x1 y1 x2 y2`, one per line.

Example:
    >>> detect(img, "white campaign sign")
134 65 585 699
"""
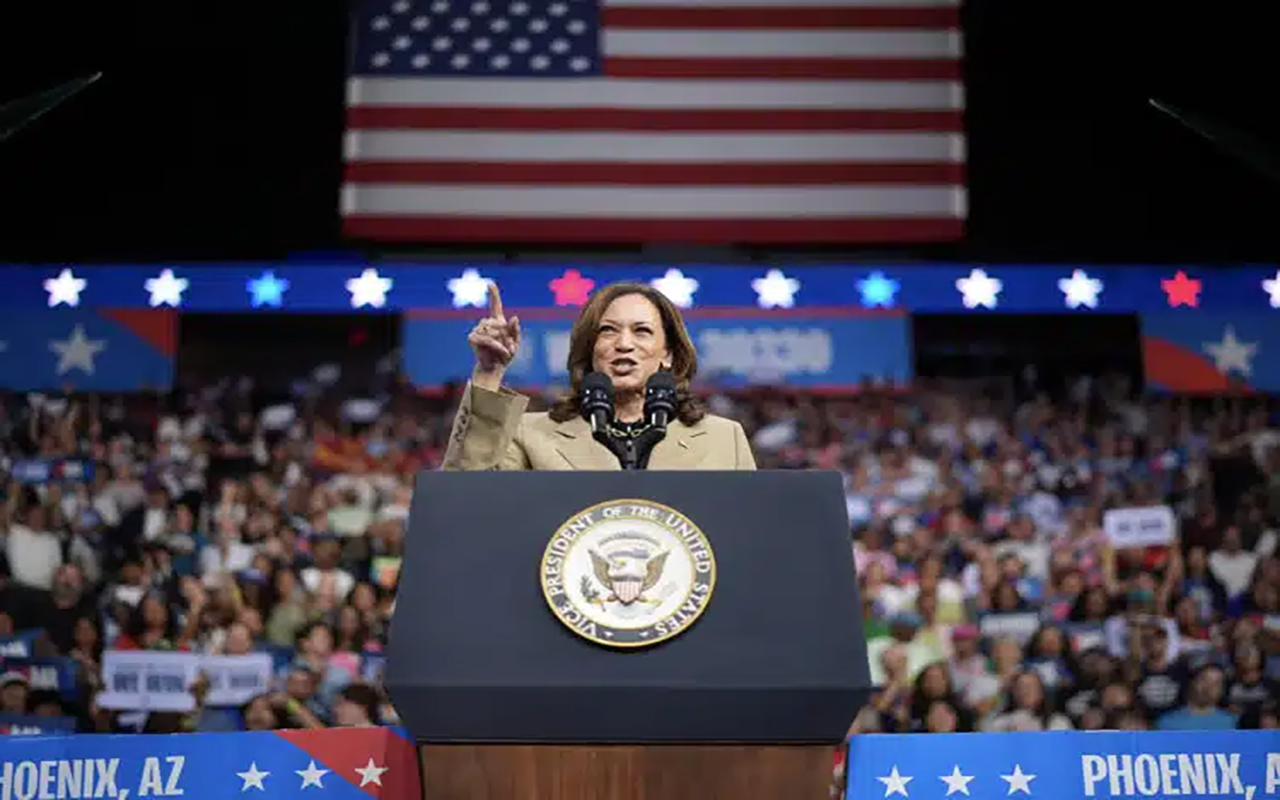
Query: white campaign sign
1103 505 1177 548
97 650 273 712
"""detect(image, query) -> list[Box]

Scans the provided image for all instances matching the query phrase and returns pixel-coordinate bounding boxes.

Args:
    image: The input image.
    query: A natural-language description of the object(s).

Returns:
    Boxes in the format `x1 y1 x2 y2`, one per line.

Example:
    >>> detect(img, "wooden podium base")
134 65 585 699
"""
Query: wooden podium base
419 744 837 800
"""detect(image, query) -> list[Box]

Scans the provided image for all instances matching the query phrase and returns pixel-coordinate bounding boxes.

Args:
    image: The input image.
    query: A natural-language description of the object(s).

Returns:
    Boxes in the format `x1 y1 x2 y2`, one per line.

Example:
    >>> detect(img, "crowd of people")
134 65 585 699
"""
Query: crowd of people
0 373 1276 734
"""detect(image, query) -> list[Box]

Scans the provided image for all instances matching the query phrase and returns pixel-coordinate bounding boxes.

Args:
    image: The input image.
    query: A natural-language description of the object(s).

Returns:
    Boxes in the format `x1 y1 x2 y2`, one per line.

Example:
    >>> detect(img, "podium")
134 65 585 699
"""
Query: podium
385 470 872 800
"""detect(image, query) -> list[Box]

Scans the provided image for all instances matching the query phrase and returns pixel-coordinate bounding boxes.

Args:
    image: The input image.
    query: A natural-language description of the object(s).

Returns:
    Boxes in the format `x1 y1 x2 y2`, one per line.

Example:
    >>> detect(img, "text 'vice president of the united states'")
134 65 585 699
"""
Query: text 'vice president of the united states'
443 281 756 472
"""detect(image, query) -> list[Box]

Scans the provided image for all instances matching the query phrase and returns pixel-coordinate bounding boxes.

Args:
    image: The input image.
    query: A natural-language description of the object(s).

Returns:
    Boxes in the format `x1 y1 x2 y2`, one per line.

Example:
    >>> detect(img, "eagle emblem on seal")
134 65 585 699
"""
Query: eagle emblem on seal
589 548 669 605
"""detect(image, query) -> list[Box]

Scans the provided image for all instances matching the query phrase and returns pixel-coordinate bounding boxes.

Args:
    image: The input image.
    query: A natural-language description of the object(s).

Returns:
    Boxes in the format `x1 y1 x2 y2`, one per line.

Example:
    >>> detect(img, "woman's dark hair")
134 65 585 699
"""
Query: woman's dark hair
338 683 382 724
126 593 177 642
546 283 706 426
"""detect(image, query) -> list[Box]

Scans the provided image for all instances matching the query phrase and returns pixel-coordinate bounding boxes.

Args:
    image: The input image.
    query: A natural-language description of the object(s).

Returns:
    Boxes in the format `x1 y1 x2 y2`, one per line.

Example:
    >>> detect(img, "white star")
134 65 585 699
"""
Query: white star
49 325 107 375
1202 326 1258 377
651 269 699 308
1057 269 1103 309
1001 765 1036 795
447 268 492 307
44 268 87 307
296 760 329 789
878 766 912 798
145 269 189 308
354 758 389 788
752 269 800 308
956 268 1001 309
1262 270 1280 308
347 268 393 308
940 766 975 796
236 763 270 792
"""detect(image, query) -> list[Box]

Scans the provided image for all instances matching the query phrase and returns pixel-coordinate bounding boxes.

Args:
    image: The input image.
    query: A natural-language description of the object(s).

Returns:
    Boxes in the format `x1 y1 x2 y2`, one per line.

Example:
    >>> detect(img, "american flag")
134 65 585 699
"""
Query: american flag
343 0 965 245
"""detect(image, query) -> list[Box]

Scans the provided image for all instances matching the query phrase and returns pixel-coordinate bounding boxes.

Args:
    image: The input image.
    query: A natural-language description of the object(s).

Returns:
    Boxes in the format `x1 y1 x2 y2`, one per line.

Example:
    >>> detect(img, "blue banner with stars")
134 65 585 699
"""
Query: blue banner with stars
0 310 175 391
1140 313 1280 393
0 727 419 800
846 731 1280 800
5 263 1280 313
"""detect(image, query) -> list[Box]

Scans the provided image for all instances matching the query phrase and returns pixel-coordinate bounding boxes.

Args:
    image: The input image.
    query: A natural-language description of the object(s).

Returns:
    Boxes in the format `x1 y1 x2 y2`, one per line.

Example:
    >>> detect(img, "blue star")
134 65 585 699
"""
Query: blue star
857 271 899 307
247 271 289 308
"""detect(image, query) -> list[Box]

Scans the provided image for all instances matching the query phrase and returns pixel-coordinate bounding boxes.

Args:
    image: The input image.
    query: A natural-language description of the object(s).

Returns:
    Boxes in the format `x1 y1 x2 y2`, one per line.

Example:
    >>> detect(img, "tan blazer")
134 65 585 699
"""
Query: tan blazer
442 382 756 471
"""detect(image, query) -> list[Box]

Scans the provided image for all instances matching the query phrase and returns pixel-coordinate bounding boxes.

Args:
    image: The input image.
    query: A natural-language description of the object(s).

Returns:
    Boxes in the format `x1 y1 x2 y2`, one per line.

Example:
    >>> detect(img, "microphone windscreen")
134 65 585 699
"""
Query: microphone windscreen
582 371 615 398
646 370 677 393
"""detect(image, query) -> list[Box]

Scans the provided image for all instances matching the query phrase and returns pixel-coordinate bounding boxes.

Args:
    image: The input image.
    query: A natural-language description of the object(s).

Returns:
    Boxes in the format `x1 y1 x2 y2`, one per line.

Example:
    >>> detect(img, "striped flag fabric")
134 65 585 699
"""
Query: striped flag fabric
343 0 965 245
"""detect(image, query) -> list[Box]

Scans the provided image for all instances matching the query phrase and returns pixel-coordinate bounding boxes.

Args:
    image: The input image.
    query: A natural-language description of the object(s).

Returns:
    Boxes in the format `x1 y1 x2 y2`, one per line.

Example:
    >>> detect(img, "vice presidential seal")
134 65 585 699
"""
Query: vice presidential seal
540 498 716 648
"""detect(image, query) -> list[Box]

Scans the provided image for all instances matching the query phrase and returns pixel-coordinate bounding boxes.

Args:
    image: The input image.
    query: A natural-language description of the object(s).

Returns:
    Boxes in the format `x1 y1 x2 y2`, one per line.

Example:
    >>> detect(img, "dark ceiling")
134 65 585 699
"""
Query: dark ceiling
0 0 1275 263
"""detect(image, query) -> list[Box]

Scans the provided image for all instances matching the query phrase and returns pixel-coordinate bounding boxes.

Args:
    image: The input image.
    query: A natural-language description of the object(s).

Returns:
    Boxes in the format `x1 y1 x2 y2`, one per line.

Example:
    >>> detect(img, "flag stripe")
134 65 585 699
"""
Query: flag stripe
347 77 963 110
603 29 960 58
605 56 959 79
341 185 966 217
344 160 966 185
345 131 963 163
607 0 959 7
346 106 964 132
602 5 960 28
342 216 965 243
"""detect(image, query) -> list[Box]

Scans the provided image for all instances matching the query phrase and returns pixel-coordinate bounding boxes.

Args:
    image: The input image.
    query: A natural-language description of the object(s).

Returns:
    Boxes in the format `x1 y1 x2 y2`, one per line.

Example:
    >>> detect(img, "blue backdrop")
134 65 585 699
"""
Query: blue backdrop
402 310 912 390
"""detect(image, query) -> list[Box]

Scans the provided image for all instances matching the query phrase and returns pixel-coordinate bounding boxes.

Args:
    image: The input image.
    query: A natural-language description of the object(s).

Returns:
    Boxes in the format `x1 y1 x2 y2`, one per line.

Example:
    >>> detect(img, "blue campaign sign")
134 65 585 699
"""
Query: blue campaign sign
0 310 175 392
0 715 76 736
0 727 420 800
3 262 1280 313
403 310 912 390
1141 313 1280 393
846 731 1280 800
1 658 80 699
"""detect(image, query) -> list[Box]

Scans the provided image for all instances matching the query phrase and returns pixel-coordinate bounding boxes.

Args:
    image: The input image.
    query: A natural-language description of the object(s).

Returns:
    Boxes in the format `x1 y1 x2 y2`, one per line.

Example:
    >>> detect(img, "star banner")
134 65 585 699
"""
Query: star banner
0 309 175 391
402 308 912 391
1140 312 1276 393
0 726 419 800
845 730 1279 800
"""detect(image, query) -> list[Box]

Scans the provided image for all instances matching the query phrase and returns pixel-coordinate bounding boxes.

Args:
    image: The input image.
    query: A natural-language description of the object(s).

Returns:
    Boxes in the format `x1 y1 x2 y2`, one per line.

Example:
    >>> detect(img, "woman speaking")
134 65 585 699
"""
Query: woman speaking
442 281 755 471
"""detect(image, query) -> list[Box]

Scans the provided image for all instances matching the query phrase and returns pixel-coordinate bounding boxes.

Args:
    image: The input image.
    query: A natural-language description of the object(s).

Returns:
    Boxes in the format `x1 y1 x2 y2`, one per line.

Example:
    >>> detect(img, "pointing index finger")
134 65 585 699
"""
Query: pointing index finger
487 281 505 321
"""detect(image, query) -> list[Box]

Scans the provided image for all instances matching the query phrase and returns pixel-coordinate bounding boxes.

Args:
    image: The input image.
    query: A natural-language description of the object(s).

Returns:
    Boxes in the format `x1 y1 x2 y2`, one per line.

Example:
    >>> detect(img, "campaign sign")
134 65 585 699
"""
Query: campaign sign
0 659 79 699
846 730 1280 800
97 652 273 712
9 459 95 486
403 309 912 390
0 726 421 800
0 634 43 661
0 309 175 391
0 716 76 736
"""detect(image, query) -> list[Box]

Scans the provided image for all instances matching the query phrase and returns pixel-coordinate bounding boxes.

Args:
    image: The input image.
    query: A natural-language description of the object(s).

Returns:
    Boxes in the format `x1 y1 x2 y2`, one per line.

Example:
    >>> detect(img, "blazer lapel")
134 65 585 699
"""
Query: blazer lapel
552 417 622 470
648 423 710 470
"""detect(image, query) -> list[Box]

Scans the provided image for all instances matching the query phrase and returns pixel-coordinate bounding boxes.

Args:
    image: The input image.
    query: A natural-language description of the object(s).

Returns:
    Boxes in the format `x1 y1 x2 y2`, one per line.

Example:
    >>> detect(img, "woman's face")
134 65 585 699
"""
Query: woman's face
1036 628 1064 657
142 597 167 628
591 294 670 396
920 665 948 698
73 617 98 651
243 697 277 731
925 701 959 733
1012 673 1043 710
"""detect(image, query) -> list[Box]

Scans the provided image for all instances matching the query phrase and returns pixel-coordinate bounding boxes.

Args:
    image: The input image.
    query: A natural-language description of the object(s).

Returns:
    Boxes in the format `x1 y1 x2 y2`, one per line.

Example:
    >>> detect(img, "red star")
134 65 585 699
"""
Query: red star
1161 270 1201 308
549 269 595 306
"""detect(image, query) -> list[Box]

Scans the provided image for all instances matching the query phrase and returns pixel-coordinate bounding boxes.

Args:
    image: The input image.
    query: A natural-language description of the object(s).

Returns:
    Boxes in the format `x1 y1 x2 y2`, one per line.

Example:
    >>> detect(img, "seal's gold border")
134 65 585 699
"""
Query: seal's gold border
539 497 717 649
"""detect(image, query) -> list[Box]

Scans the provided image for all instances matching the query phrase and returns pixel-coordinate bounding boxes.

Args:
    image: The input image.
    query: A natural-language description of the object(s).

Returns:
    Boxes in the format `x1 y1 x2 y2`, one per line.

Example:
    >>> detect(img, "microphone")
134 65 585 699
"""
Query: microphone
580 371 615 434
644 370 678 430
